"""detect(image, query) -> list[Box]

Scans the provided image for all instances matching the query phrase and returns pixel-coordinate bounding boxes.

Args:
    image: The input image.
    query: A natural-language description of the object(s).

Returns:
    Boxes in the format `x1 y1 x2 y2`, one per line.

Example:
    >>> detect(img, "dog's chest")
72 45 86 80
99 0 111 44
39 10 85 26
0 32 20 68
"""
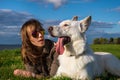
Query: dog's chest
58 51 95 68
58 55 78 74
58 54 76 64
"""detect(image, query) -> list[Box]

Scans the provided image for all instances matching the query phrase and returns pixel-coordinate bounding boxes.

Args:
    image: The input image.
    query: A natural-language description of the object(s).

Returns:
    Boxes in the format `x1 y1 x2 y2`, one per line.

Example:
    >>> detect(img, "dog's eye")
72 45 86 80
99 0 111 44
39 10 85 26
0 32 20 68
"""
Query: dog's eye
64 24 69 26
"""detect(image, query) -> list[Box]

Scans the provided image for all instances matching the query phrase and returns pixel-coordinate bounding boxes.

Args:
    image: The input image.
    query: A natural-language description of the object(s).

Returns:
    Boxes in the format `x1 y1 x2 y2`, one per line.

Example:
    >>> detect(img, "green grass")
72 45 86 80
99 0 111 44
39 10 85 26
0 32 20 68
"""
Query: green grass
0 44 120 80
0 49 31 80
91 44 120 59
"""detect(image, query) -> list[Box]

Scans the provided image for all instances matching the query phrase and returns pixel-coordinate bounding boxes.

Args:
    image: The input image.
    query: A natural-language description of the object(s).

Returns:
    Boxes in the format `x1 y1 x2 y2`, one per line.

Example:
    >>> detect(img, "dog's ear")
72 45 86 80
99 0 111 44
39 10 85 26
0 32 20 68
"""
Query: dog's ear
79 16 91 32
72 16 78 21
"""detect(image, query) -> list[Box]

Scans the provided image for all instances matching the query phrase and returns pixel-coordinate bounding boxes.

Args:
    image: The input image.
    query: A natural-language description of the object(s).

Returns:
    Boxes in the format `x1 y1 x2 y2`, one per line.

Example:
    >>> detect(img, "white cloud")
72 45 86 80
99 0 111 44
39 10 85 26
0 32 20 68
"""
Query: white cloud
118 21 120 25
0 31 18 36
28 0 94 9
91 21 115 28
0 9 33 26
0 32 6 35
5 26 18 29
0 9 12 12
109 6 120 12
46 0 67 8
0 9 34 38
28 0 67 8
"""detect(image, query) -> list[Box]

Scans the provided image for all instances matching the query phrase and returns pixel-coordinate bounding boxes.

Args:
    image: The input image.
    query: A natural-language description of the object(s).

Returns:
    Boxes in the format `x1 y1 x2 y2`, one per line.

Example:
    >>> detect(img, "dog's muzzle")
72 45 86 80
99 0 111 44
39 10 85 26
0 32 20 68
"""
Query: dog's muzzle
48 26 71 44
48 26 55 37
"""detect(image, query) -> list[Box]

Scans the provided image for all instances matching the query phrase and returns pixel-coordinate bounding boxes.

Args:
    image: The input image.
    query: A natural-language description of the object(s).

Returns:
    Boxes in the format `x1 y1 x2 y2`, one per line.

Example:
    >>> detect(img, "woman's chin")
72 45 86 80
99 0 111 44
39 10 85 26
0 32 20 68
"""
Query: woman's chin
37 41 45 47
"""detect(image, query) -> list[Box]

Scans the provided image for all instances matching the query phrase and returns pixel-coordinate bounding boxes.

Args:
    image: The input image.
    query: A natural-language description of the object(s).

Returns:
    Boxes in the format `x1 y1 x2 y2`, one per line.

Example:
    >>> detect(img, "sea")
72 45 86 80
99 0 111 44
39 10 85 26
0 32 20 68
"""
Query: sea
0 44 21 51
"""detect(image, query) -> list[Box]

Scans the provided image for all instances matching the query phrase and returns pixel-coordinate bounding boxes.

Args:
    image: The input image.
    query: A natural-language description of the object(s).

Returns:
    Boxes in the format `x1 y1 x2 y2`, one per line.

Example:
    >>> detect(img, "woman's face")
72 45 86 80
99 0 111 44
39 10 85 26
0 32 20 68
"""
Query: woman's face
27 25 45 47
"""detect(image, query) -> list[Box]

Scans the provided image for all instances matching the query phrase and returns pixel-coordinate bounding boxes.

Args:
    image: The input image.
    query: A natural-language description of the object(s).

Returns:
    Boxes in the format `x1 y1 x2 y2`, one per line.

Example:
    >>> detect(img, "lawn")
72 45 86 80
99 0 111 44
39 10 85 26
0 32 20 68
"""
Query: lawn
0 44 120 80
91 44 120 58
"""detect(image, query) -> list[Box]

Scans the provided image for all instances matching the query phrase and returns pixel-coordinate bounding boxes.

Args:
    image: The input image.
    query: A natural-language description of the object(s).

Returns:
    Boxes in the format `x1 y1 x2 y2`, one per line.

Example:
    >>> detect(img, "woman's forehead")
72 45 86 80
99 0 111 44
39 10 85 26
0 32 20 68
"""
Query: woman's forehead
26 25 44 32
27 25 35 33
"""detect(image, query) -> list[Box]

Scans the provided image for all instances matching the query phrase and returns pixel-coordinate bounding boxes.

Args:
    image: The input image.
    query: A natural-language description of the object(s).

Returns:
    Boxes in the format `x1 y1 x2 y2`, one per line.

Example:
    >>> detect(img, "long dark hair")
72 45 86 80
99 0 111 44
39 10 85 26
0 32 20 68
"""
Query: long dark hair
20 19 44 63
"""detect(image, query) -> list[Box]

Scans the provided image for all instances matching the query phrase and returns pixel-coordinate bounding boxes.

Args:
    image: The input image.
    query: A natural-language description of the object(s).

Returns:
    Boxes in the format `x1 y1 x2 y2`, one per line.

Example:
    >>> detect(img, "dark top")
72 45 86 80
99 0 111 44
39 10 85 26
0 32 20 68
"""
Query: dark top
22 39 59 77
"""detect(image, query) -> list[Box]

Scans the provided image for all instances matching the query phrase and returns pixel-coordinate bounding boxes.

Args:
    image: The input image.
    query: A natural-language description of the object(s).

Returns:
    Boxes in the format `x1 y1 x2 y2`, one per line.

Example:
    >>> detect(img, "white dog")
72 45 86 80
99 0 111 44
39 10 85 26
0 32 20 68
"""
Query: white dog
48 16 120 80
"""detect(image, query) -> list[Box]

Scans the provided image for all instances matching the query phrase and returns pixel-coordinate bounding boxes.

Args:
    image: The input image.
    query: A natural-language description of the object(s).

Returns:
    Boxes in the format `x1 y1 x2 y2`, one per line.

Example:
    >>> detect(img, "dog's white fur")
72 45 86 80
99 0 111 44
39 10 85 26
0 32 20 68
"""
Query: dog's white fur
49 16 120 80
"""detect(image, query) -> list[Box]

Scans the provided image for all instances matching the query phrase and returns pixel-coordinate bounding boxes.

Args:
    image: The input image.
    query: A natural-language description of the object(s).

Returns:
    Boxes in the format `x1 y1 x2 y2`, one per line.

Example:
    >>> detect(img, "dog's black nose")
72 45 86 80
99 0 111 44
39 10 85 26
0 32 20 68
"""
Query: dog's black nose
48 26 53 32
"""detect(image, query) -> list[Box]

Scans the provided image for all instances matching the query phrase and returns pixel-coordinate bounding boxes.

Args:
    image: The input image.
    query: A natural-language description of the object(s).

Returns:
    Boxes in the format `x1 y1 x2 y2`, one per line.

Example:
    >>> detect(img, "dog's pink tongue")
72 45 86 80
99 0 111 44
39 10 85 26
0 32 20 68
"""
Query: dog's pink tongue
56 38 64 55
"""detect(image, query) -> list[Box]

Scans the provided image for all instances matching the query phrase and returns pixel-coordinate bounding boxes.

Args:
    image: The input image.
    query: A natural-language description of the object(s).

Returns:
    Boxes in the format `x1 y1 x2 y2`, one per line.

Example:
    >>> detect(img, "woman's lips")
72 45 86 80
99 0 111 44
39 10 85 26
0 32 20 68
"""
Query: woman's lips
38 39 44 42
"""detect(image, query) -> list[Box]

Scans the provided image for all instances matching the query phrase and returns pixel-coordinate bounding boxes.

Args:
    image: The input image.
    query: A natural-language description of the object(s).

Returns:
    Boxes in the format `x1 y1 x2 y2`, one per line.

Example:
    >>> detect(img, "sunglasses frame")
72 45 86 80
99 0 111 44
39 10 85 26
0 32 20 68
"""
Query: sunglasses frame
32 30 45 38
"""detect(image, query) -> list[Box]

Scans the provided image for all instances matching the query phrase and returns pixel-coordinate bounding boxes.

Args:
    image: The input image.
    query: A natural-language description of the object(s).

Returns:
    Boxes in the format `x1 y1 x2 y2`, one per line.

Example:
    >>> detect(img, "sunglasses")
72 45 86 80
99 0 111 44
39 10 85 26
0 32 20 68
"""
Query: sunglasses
32 30 45 38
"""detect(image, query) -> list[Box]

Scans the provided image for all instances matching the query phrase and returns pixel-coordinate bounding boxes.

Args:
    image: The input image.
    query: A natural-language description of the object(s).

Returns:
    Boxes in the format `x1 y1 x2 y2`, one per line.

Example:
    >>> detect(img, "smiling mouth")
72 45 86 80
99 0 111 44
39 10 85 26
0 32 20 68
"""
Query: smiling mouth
56 36 71 55
59 36 71 45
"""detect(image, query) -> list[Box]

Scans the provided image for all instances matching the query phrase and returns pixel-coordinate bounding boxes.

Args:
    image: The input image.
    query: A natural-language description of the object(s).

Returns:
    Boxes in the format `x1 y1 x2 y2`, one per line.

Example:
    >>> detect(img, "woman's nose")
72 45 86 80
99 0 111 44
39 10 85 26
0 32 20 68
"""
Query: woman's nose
38 32 43 38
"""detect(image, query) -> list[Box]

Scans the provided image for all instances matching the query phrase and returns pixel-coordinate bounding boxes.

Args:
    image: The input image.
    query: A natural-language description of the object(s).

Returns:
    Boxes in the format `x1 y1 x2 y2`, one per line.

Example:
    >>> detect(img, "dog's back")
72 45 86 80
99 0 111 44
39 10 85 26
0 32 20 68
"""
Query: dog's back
95 52 120 76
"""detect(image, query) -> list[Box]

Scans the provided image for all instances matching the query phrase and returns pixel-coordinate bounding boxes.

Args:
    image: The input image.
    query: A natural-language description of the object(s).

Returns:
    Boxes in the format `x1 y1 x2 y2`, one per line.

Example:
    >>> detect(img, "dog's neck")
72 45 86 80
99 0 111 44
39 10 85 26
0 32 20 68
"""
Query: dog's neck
64 38 87 56
72 32 86 42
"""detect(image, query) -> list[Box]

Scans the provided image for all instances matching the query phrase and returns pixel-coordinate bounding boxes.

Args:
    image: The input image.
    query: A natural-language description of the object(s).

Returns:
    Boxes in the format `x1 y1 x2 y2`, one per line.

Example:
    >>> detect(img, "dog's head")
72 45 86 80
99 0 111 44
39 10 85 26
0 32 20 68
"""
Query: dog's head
48 16 91 43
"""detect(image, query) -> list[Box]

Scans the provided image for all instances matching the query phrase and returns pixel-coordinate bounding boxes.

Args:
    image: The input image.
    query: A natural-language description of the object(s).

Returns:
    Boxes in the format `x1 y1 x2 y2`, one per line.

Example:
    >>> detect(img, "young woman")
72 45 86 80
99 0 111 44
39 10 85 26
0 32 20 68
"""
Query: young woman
13 19 59 79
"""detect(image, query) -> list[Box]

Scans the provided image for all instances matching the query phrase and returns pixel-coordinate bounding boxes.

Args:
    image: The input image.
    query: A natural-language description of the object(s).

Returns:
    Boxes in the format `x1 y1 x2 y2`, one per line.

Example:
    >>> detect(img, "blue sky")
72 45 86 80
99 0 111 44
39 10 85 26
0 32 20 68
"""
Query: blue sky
0 0 120 44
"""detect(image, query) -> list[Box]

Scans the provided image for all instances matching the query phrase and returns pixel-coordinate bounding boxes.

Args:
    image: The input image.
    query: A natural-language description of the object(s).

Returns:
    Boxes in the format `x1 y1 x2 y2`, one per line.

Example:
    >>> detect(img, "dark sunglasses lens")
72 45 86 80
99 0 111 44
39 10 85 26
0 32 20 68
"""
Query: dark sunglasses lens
32 31 37 38
32 30 45 38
